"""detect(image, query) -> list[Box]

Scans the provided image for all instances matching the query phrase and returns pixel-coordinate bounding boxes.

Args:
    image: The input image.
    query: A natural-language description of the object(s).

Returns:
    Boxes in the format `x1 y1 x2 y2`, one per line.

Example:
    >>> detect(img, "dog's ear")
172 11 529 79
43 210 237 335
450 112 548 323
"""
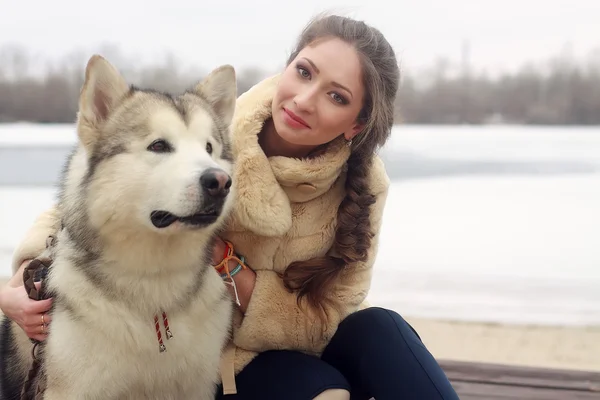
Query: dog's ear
194 65 237 127
77 55 130 147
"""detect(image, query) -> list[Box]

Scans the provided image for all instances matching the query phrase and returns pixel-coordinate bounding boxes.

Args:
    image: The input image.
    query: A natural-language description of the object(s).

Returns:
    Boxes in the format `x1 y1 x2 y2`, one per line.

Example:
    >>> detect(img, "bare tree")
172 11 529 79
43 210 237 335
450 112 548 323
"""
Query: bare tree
1 43 599 125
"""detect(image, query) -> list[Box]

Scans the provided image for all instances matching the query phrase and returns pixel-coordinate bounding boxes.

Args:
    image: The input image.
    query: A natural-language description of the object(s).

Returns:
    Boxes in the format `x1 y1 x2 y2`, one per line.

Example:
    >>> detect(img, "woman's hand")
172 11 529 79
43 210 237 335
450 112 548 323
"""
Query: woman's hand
212 237 257 314
0 282 52 341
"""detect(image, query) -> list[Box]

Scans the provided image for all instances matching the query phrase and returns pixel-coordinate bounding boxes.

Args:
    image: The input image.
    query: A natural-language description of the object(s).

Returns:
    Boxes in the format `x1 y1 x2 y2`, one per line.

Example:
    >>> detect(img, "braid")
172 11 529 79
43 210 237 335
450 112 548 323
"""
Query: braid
281 13 400 326
282 148 375 323
334 149 376 263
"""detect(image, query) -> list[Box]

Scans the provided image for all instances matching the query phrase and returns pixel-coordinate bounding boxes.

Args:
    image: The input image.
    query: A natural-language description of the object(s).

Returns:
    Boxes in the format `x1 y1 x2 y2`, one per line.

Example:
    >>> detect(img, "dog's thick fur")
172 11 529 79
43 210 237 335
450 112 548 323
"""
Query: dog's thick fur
0 55 237 400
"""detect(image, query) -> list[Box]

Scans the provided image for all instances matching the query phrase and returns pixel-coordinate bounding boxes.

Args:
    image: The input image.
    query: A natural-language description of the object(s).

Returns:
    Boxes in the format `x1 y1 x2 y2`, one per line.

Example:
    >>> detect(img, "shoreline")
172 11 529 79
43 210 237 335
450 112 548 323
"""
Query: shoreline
2 277 598 373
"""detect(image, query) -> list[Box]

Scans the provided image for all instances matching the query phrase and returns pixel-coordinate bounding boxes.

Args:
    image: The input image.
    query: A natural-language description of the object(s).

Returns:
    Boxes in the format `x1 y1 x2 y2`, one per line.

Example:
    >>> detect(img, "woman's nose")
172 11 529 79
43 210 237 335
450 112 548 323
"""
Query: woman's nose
294 87 317 113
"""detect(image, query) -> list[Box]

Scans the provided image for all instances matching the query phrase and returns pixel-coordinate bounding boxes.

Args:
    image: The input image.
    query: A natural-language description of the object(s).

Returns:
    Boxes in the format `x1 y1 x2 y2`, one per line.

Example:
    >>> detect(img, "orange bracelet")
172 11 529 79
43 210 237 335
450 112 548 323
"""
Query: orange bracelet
213 240 247 280
215 241 234 274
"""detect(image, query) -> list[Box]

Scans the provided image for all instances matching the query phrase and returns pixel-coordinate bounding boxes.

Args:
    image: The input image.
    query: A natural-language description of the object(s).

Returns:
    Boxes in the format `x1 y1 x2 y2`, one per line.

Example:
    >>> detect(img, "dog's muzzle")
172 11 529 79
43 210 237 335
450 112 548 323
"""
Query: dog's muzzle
150 168 232 229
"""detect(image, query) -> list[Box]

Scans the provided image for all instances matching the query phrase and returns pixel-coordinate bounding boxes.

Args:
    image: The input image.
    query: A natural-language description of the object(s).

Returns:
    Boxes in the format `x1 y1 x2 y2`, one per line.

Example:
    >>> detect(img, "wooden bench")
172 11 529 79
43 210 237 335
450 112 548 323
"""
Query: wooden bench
439 360 600 399
2 276 599 398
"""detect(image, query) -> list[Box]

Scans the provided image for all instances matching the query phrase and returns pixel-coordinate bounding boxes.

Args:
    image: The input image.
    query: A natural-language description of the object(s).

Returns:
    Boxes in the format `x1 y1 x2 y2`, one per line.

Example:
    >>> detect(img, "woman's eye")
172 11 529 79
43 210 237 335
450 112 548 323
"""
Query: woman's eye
147 139 172 153
206 142 213 155
297 66 310 79
331 93 347 105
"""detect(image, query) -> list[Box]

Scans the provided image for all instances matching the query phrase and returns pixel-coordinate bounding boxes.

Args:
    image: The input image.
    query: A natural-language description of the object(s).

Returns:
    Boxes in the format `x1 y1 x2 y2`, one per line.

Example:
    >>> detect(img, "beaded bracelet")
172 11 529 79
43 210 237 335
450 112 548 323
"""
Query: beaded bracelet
219 256 245 280
214 242 247 276
213 241 248 306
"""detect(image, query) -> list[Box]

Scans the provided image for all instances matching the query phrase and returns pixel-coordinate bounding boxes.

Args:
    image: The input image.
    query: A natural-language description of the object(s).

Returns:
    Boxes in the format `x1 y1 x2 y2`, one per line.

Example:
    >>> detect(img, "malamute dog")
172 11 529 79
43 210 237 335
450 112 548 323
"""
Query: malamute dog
0 55 237 399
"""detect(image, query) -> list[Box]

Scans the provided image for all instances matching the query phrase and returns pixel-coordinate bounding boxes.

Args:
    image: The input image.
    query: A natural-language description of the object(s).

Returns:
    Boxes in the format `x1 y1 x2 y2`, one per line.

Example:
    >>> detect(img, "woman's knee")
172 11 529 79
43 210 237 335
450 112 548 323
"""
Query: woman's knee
324 308 459 399
312 389 350 400
342 306 395 325
337 307 422 341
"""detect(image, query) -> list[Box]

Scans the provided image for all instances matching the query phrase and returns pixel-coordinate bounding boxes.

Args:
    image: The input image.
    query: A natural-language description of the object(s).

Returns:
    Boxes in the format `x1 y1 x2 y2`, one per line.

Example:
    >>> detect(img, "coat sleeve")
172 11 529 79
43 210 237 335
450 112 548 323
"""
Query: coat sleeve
11 206 61 274
232 157 390 354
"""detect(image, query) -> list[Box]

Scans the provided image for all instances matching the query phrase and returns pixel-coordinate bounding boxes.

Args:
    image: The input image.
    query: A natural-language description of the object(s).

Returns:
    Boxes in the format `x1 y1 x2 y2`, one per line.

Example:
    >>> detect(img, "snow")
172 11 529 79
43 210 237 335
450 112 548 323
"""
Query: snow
0 123 77 146
1 123 599 326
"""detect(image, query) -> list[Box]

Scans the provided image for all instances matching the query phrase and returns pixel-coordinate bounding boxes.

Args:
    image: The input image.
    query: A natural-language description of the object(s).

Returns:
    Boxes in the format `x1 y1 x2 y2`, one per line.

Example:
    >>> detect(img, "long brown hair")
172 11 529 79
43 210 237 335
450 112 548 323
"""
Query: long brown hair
281 14 400 323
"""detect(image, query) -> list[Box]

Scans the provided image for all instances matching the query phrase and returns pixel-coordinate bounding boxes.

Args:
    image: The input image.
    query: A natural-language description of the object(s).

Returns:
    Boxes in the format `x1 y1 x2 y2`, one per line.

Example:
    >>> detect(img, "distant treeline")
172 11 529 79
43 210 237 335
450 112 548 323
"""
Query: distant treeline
1 44 599 125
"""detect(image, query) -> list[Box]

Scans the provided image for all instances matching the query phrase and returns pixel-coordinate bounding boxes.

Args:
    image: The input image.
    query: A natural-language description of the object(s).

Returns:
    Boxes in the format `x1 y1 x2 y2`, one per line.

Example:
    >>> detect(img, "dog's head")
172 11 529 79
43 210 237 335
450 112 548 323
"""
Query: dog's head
72 55 237 236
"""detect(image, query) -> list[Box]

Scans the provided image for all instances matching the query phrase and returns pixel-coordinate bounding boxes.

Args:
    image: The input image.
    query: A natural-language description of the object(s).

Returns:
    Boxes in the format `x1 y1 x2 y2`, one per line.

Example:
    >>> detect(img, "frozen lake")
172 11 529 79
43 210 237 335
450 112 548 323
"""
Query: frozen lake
1 123 599 326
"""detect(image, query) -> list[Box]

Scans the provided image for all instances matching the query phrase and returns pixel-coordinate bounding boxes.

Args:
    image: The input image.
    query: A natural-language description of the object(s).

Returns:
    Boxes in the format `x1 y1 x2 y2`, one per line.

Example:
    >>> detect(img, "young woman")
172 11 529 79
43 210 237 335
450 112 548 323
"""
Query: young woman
0 14 459 400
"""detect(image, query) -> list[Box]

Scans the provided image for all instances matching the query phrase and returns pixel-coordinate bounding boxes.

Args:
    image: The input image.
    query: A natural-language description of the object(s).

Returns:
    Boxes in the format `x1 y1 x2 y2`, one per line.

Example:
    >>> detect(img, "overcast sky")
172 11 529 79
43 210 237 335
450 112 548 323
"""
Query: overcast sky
1 0 599 76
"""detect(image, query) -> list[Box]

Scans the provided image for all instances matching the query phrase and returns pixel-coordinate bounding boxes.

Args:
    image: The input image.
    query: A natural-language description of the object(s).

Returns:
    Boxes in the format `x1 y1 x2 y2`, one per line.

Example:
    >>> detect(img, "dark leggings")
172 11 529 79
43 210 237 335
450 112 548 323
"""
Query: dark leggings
216 307 459 400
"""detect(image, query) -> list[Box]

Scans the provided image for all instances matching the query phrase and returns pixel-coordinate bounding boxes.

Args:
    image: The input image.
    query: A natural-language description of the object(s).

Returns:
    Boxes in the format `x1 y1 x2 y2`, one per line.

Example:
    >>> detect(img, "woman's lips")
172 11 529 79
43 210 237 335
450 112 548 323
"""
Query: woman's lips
283 108 311 129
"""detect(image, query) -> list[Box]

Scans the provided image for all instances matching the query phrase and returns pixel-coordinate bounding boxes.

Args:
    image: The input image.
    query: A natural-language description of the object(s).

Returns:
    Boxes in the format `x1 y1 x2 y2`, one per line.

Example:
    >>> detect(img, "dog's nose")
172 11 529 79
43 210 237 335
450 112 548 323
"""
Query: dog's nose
200 168 232 197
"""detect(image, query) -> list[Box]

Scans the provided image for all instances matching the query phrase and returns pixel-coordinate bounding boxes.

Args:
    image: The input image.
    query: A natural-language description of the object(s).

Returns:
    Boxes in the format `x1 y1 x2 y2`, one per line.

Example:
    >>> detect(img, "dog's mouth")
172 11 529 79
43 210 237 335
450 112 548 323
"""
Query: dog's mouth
150 210 220 229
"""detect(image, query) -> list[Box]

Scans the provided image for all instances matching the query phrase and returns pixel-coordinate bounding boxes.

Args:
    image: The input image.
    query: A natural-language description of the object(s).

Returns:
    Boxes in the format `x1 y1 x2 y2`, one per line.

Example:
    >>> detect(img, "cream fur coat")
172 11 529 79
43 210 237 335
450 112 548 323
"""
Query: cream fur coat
11 75 390 392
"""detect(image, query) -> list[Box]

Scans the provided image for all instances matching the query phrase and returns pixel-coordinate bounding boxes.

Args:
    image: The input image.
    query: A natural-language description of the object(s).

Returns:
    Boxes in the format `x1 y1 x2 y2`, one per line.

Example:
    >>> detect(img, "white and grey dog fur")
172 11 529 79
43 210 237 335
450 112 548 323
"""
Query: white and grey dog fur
0 54 238 399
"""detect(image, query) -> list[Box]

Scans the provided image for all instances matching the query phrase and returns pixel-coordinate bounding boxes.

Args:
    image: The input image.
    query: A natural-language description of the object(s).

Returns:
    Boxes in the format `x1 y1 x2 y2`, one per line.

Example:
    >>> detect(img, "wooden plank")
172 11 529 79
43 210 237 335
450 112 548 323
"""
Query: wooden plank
439 359 600 399
439 359 600 392
450 381 600 400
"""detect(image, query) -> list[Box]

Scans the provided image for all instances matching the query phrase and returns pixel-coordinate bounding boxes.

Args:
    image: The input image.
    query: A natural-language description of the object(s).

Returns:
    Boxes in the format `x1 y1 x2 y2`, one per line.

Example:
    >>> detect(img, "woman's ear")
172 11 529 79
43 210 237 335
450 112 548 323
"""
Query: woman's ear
344 122 364 141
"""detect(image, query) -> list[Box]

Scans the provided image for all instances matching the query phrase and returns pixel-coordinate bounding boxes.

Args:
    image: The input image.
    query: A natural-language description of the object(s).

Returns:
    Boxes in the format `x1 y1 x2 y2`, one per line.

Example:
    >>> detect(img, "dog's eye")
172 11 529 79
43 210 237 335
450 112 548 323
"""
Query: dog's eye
206 142 213 155
147 139 172 153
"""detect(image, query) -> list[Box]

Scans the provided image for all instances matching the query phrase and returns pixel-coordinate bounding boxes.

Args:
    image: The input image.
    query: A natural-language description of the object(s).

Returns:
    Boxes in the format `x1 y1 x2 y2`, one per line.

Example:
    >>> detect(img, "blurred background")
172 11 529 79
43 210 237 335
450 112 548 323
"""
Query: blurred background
1 0 599 372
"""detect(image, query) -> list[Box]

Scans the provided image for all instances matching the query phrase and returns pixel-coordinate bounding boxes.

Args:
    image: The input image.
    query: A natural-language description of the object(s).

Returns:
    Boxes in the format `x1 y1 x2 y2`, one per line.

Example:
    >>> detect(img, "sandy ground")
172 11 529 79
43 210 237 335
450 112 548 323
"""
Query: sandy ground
1 276 598 373
405 316 600 372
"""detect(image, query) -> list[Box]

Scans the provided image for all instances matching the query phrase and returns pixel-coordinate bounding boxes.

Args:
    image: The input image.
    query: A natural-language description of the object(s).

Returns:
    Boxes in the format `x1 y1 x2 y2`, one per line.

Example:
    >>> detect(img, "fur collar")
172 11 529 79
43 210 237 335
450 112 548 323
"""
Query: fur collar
229 75 351 237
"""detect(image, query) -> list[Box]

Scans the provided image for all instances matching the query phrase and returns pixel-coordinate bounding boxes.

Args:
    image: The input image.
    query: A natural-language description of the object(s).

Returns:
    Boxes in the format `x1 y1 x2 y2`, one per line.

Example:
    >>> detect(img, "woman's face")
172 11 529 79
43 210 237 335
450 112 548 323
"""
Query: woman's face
271 37 365 148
